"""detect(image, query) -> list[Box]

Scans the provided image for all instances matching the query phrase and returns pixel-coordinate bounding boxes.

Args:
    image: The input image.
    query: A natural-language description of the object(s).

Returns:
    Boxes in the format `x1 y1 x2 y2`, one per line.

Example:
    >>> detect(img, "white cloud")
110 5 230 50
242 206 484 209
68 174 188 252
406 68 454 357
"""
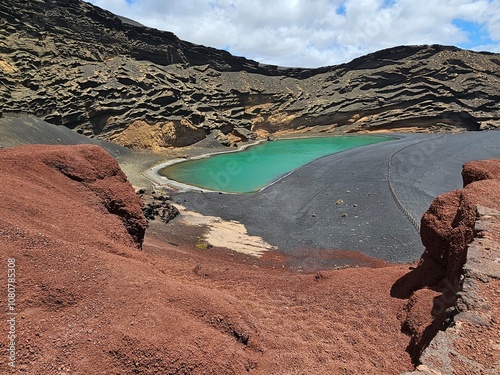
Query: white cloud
87 0 500 68
484 0 500 41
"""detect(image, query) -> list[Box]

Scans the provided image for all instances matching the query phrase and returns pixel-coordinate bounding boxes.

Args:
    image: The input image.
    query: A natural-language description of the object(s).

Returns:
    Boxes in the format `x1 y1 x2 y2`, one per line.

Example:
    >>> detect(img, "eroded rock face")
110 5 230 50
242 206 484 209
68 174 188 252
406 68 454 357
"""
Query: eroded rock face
137 188 179 224
393 159 500 361
0 144 147 248
402 206 500 375
1 0 499 150
111 119 206 150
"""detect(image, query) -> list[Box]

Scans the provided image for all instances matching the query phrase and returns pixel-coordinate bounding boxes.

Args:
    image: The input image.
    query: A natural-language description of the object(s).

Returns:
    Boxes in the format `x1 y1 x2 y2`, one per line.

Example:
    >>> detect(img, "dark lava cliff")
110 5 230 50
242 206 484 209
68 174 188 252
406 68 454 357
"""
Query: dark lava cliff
1 0 499 150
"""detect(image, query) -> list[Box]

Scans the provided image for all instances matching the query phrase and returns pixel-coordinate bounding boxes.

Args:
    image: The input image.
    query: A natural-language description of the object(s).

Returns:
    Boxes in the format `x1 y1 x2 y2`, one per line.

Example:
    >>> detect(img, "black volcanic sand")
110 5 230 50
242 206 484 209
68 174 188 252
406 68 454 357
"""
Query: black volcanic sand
0 115 167 187
172 132 500 264
0 115 128 154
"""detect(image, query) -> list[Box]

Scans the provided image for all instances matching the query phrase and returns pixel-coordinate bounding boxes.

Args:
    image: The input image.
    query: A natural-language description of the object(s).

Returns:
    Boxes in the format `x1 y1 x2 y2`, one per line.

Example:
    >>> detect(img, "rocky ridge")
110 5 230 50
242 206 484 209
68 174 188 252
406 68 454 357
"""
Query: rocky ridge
1 0 499 150
408 206 500 375
393 159 500 372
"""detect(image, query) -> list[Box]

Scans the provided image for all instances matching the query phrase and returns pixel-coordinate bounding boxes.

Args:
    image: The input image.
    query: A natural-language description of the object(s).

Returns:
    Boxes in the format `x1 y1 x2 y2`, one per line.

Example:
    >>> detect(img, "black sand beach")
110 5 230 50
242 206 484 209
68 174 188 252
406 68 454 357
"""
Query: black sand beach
172 132 500 263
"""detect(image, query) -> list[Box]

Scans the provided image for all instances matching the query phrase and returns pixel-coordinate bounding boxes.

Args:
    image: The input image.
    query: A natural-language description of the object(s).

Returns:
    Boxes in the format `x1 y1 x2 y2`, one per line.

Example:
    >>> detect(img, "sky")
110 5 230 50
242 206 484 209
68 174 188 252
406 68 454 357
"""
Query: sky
87 0 500 68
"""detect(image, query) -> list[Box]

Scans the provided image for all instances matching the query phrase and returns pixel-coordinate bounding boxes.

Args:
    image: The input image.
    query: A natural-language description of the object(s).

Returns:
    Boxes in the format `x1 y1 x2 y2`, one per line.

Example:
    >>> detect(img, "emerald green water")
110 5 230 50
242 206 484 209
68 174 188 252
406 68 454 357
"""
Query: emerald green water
159 136 393 193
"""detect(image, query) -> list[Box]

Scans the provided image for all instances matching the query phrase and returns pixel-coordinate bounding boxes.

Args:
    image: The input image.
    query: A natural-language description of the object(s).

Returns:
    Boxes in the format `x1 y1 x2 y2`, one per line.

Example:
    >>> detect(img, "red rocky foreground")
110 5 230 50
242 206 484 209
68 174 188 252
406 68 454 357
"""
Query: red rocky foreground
0 144 498 374
394 158 500 373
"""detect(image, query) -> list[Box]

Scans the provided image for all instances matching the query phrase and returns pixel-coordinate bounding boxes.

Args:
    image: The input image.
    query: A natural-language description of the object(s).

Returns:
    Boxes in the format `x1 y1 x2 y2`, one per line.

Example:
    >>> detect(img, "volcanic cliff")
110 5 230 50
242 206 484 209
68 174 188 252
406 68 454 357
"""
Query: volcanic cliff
1 0 499 151
396 159 500 373
1 1 499 373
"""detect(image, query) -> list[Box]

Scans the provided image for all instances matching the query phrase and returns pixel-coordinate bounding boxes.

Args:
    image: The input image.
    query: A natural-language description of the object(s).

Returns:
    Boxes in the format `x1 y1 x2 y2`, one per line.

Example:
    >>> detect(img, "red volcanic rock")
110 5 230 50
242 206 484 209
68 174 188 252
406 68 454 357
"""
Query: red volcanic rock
400 288 442 357
462 159 500 186
420 189 476 285
0 144 497 373
0 144 146 248
393 158 500 360
0 144 415 374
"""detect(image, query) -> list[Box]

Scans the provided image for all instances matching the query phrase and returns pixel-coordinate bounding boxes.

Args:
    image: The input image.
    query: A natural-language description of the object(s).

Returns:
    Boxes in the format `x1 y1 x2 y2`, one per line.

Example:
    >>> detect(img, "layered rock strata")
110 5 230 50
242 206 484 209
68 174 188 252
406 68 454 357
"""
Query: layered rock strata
1 0 499 150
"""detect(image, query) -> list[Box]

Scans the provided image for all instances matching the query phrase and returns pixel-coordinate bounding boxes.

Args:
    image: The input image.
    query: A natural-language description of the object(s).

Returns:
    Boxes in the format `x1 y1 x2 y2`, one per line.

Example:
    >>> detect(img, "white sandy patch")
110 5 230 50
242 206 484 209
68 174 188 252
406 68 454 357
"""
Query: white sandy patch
175 204 276 257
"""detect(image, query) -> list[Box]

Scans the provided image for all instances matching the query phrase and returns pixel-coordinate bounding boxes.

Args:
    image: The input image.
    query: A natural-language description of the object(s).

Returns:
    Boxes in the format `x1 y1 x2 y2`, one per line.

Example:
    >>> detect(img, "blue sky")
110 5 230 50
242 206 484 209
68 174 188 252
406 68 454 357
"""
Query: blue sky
88 0 500 68
453 19 495 48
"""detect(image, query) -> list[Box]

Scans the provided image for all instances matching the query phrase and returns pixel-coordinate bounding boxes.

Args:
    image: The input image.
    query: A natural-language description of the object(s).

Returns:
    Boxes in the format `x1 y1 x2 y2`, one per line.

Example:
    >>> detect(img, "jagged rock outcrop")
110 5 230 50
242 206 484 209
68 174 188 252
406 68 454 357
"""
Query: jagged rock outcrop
462 159 500 186
138 188 179 224
392 159 500 364
403 205 500 375
1 0 499 150
0 144 147 248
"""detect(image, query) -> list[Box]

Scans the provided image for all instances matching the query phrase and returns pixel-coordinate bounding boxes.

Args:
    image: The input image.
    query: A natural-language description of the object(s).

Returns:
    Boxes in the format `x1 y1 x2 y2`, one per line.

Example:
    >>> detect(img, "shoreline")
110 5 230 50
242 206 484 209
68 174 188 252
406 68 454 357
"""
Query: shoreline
144 133 401 193
143 139 267 192
170 131 500 263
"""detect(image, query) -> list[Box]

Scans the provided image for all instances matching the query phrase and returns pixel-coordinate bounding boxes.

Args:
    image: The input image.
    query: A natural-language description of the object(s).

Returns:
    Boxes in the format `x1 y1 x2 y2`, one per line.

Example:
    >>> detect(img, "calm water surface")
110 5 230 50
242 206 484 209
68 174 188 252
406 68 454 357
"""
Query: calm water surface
159 136 393 193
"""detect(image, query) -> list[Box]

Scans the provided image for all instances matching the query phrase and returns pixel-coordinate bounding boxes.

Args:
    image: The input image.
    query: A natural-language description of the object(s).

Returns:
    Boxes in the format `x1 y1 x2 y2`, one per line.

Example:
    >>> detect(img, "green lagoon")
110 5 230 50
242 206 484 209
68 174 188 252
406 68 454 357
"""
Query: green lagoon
159 135 393 193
